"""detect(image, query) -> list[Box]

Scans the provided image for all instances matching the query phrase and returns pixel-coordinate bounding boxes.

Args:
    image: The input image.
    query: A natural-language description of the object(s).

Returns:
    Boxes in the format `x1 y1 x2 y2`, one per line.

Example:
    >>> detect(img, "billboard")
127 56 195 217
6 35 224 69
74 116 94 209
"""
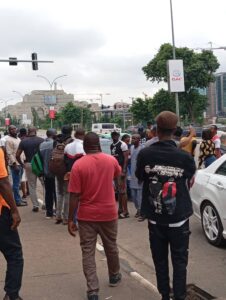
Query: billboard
167 59 185 93
44 95 57 105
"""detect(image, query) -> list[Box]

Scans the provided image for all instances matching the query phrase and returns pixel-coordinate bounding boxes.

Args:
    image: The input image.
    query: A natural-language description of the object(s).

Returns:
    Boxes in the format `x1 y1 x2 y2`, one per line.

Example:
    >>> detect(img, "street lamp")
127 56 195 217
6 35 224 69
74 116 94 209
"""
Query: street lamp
169 0 180 121
37 74 67 90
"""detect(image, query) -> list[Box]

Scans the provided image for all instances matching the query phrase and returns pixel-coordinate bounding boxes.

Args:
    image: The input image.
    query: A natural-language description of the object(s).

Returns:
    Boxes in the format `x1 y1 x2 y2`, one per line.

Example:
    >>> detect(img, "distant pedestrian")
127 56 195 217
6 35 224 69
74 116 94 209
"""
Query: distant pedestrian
5 125 27 207
145 125 158 147
199 129 216 168
210 125 221 158
110 131 129 218
136 111 196 300
39 129 57 219
64 128 85 173
130 134 145 221
18 128 29 199
16 127 44 212
54 125 73 225
0 147 24 300
68 132 122 300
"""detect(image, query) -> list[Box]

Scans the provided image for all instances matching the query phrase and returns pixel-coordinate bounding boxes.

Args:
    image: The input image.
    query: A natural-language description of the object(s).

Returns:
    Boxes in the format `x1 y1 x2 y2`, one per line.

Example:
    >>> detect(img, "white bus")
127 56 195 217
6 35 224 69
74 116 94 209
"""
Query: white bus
92 123 122 134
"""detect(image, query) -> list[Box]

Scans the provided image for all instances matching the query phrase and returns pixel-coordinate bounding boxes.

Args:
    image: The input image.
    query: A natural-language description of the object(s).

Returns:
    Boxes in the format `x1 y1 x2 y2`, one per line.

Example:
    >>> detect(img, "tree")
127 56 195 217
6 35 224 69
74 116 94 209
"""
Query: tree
142 43 219 122
129 97 153 124
150 89 175 116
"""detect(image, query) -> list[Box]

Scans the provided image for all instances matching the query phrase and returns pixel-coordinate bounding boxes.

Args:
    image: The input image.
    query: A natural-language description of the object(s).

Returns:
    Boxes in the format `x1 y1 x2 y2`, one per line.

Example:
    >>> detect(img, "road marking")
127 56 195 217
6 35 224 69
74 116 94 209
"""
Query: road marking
96 242 158 295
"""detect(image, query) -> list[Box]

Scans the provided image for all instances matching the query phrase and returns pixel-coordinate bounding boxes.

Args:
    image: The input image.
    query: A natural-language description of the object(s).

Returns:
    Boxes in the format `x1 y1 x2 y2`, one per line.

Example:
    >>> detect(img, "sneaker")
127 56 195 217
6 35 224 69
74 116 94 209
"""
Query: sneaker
124 213 130 218
118 213 126 219
32 207 39 212
16 201 27 207
87 294 99 300
109 273 122 287
3 294 23 300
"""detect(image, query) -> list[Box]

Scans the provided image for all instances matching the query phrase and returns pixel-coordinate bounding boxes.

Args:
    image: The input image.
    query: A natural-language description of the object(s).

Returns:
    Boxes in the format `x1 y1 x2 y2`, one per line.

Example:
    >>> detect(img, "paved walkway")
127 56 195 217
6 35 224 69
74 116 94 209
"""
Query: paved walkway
0 201 157 300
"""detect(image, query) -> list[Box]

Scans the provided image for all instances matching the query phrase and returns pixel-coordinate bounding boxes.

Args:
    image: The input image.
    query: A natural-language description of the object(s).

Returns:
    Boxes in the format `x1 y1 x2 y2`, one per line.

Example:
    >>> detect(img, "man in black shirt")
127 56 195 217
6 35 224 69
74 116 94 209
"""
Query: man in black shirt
16 127 44 212
136 111 196 300
110 132 129 218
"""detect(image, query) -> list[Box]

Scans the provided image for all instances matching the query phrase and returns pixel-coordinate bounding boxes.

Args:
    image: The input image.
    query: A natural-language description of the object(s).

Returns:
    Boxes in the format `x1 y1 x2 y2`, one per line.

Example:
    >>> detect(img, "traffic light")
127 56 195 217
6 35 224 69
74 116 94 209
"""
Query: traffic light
31 52 38 70
9 57 17 66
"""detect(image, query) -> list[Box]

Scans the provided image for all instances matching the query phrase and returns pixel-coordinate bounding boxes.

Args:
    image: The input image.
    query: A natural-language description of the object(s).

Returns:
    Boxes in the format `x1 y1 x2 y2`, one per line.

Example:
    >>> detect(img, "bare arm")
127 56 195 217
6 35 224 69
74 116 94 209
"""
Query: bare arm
0 176 21 230
122 150 129 176
16 148 23 166
179 128 196 148
68 192 80 237
215 148 221 159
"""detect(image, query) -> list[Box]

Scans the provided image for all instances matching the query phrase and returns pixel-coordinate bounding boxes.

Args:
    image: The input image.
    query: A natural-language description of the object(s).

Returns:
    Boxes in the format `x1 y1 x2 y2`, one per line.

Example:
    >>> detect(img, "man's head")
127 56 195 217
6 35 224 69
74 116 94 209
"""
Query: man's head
210 125 218 137
75 128 85 141
156 111 178 140
202 129 212 141
131 134 141 147
61 125 72 136
19 128 27 137
174 126 183 140
121 134 130 145
147 121 152 129
150 125 157 138
83 132 101 153
111 131 120 143
8 125 17 137
28 127 37 137
46 128 57 139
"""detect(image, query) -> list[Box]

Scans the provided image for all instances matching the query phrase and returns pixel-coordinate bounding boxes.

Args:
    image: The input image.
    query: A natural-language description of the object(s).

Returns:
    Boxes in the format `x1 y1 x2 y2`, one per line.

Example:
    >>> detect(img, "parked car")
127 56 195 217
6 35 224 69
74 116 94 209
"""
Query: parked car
190 155 226 246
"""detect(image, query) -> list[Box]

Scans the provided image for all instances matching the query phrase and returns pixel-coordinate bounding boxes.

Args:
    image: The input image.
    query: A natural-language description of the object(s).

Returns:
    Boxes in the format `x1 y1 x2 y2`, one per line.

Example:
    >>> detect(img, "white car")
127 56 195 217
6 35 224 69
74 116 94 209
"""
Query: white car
190 155 226 246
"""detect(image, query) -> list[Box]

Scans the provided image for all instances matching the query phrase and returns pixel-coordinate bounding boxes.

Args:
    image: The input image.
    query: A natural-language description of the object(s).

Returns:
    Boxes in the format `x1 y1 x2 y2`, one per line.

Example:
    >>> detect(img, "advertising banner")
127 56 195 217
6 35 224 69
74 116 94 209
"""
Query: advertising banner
5 118 10 126
49 106 56 119
167 59 185 92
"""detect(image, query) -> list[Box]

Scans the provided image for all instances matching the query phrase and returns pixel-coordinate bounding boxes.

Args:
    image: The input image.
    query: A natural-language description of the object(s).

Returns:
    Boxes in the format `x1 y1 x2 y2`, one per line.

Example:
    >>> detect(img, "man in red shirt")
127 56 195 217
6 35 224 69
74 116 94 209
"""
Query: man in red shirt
68 132 122 300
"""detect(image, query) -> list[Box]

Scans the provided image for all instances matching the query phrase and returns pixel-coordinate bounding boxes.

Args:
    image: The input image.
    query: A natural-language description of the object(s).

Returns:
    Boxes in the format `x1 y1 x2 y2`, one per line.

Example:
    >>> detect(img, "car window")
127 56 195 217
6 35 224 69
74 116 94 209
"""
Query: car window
216 161 226 176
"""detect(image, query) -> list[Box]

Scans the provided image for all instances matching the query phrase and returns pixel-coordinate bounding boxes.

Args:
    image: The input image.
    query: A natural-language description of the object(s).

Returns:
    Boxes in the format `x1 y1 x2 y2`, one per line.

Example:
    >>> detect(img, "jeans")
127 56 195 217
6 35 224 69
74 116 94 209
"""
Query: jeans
24 162 39 208
78 220 120 295
10 166 23 204
204 155 216 168
44 177 56 217
56 178 69 220
130 188 142 210
0 207 24 299
148 220 190 300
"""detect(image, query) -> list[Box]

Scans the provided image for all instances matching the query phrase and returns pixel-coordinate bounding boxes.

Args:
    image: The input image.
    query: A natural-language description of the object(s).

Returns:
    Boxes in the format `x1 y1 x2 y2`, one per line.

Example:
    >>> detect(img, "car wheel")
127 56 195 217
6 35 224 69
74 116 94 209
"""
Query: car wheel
201 202 224 246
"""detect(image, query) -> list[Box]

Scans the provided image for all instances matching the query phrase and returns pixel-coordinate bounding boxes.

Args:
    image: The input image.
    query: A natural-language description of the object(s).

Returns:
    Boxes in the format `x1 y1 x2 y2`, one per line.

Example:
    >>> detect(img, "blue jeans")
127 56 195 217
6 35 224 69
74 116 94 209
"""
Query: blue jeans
10 166 23 204
130 188 142 210
204 155 216 168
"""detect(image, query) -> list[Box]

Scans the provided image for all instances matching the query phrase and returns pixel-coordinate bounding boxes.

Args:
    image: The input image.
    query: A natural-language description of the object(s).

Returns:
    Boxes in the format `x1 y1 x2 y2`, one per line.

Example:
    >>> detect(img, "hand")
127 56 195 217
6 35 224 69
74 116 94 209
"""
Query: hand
13 164 20 173
121 171 126 177
68 220 78 237
64 172 71 181
11 211 21 230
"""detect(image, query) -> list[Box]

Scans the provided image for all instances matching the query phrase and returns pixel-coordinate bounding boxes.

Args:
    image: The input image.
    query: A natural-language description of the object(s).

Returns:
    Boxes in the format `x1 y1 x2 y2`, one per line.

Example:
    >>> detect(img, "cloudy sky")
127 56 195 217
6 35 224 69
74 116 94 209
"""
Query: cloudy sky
0 0 226 109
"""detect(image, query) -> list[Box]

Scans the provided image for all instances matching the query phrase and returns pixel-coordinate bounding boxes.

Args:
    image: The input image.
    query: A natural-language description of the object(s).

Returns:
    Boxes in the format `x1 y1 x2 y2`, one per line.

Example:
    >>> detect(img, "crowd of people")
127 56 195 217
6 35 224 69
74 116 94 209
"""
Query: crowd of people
0 115 226 300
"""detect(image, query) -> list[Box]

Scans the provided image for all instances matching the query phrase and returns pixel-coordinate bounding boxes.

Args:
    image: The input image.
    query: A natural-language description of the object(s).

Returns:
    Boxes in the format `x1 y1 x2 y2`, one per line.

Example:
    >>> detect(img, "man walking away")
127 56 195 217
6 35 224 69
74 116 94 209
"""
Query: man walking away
68 132 122 300
64 128 85 173
5 125 27 207
136 111 196 300
16 127 44 212
18 128 29 199
110 131 129 219
40 129 57 219
0 147 24 300
54 125 73 225
130 134 145 221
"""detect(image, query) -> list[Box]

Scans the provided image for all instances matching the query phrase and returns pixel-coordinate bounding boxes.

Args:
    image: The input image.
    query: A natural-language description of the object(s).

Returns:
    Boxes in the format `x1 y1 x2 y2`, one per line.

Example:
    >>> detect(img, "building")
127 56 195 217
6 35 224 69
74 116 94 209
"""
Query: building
0 89 74 124
215 72 226 116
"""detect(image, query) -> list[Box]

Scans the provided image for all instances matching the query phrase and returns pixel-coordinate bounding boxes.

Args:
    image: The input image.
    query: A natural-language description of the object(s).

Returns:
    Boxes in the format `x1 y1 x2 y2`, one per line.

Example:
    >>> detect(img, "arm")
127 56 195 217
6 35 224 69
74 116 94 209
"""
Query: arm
215 148 221 159
0 176 21 230
135 151 144 183
68 192 80 237
179 128 196 148
5 139 15 165
16 148 24 166
122 150 129 176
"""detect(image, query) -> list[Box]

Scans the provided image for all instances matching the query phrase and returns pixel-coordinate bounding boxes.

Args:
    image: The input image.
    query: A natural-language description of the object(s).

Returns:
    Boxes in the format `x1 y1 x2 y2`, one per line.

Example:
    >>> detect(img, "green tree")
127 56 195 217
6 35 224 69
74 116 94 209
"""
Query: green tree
142 43 219 122
129 97 153 124
150 89 175 116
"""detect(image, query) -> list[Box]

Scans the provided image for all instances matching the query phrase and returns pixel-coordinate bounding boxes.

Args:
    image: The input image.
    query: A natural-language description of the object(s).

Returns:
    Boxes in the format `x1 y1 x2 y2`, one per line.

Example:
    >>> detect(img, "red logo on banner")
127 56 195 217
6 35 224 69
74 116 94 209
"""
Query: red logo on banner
5 118 10 126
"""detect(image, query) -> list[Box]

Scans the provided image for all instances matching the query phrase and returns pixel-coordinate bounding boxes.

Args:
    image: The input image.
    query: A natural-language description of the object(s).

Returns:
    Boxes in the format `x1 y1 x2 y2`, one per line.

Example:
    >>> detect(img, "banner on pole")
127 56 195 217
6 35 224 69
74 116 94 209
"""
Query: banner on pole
167 59 185 92
49 106 56 119
5 118 10 126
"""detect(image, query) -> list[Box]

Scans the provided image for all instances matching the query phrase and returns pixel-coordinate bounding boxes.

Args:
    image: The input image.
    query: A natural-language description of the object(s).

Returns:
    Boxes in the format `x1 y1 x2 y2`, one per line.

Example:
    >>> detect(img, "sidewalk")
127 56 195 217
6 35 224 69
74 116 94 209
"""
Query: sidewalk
0 202 157 300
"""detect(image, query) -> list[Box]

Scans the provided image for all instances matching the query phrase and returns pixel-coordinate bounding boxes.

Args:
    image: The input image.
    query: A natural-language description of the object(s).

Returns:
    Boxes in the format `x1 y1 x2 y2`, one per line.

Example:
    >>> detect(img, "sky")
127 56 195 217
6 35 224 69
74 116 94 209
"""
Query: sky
0 0 226 109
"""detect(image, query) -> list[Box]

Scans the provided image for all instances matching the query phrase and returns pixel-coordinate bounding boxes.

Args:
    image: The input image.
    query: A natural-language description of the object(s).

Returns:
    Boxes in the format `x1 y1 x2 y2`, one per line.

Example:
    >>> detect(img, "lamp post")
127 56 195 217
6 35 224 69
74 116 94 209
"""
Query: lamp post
169 0 180 121
37 74 67 90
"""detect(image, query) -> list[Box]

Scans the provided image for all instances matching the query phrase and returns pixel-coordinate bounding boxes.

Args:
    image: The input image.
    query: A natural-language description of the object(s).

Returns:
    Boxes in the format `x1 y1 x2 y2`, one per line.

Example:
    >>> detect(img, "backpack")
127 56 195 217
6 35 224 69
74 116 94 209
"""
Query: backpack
31 151 43 177
48 139 72 177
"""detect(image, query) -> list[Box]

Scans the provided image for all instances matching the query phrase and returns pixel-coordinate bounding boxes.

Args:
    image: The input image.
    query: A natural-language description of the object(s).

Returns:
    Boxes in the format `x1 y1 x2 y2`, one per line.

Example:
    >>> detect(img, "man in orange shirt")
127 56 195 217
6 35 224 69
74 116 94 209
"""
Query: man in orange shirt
0 147 24 300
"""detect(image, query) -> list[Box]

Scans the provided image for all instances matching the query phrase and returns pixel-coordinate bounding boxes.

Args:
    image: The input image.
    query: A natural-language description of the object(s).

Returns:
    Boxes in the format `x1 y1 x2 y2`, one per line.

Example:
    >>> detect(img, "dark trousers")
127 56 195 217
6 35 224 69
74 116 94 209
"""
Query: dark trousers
0 207 23 299
44 177 56 217
148 220 190 300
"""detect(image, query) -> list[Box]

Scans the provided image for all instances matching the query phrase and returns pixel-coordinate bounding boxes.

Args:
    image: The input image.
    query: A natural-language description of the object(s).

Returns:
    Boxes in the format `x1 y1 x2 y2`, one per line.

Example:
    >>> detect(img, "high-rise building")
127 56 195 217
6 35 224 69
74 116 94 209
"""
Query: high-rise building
215 72 226 116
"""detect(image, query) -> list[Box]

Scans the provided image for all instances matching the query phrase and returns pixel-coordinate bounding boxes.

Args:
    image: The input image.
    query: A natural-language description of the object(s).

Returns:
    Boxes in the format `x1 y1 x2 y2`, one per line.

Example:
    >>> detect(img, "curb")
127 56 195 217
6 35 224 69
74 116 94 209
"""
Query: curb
96 242 159 295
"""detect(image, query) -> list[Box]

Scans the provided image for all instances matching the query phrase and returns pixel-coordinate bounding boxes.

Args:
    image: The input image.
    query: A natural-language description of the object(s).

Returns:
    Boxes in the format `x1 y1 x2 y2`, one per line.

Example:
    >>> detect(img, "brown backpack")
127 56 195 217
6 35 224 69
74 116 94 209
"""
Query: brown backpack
48 139 72 178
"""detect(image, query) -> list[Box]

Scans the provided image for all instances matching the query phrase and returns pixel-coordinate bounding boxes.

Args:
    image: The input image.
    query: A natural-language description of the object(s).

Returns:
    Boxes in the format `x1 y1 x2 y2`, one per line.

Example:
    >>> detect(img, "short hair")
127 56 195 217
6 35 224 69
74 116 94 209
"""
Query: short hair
211 125 218 131
19 128 27 135
121 134 130 142
61 125 72 135
202 129 212 140
111 131 120 138
46 128 57 137
174 126 183 138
